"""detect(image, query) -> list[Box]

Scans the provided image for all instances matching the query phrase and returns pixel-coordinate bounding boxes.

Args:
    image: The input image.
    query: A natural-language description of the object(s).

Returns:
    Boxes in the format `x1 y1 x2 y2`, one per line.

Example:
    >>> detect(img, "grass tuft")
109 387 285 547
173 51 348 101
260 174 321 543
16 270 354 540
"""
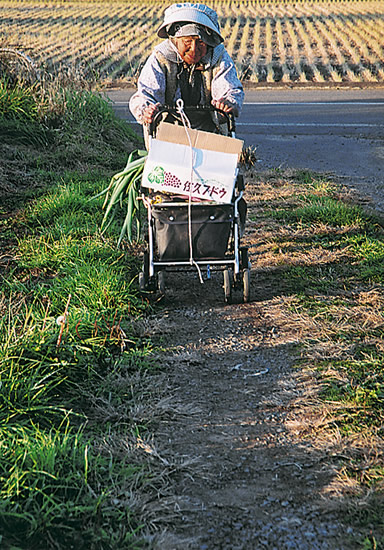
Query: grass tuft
273 194 369 228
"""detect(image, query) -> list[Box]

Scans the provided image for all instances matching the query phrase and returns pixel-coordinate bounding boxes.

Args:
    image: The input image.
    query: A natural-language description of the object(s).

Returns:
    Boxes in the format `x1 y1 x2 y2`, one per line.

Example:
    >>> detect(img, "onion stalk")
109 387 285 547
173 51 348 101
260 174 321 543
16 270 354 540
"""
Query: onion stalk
96 149 147 245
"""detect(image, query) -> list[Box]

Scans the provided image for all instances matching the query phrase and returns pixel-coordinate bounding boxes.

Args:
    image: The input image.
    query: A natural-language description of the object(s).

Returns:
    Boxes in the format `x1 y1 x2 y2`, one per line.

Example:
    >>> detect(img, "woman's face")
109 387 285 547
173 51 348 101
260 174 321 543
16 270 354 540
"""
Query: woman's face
174 36 208 65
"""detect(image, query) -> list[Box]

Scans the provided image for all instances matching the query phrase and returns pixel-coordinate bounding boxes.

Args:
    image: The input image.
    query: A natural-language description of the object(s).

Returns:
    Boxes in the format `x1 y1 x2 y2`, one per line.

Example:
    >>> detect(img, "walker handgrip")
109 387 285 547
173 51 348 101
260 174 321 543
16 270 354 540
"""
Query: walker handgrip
148 105 236 137
149 106 174 137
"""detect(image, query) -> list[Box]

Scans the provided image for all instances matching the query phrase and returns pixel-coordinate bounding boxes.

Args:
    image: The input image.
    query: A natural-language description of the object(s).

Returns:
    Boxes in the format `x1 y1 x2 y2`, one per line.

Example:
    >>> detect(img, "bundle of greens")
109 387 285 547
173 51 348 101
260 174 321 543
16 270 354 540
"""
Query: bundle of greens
97 150 147 245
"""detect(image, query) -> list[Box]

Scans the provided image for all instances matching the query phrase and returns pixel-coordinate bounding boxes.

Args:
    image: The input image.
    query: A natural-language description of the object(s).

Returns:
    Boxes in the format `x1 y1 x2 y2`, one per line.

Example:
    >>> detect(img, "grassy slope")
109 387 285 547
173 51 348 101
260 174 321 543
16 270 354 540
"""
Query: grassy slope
0 79 159 549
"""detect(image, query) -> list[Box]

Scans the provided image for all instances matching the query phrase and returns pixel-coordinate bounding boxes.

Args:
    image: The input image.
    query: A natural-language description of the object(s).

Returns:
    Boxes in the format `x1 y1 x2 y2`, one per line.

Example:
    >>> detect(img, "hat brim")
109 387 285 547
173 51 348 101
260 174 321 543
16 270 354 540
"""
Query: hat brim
167 23 219 47
157 7 223 43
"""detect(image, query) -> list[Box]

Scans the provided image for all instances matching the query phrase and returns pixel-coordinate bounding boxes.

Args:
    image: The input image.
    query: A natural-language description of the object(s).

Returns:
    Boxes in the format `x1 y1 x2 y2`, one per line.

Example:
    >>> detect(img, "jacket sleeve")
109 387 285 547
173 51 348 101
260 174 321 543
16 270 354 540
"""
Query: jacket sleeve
129 53 167 123
211 50 244 116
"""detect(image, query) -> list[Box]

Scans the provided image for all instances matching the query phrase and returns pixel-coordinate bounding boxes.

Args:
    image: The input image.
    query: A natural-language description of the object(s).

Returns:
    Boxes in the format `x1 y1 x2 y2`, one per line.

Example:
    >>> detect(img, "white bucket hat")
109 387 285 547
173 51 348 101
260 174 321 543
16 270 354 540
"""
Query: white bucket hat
157 3 223 44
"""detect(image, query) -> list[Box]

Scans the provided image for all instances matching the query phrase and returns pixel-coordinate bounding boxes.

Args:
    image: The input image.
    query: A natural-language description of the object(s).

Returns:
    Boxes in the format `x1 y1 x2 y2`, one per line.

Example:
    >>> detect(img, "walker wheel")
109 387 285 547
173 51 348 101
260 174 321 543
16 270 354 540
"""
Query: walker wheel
223 268 232 304
139 271 146 291
140 251 153 291
158 271 166 294
243 268 250 303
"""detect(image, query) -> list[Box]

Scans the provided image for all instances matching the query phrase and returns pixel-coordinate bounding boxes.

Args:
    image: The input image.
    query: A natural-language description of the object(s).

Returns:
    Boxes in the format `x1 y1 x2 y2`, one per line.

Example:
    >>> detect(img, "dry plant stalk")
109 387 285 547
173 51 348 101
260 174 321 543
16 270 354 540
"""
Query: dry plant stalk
56 293 71 349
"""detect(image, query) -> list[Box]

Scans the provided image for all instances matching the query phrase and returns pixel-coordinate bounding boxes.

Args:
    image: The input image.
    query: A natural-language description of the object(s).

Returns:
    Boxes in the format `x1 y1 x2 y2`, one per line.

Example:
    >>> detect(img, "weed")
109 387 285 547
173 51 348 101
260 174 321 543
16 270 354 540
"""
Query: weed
0 78 39 120
273 194 369 228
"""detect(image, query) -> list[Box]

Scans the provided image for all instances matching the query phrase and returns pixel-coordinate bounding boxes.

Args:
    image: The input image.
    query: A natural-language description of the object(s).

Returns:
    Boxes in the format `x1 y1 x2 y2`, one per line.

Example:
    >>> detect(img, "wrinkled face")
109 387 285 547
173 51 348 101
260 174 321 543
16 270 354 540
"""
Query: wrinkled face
174 36 208 65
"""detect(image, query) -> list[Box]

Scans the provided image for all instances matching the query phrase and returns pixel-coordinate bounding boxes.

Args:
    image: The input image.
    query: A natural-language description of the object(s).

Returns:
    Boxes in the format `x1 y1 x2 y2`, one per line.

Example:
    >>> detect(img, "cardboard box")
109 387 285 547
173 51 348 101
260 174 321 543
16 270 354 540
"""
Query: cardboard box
142 123 243 204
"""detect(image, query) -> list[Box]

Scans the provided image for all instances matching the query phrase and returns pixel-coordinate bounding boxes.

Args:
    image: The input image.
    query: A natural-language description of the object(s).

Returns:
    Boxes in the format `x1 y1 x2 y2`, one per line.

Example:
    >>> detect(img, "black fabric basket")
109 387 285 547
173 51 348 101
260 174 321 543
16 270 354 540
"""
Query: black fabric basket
152 204 233 260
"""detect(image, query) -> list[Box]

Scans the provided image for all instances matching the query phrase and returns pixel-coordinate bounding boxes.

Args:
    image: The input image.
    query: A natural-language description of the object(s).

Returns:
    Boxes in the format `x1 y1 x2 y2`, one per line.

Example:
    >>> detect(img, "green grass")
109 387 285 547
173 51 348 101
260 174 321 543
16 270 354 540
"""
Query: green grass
0 78 40 120
342 234 384 284
0 182 152 546
0 77 141 201
281 262 343 293
272 193 370 228
0 423 144 549
262 175 384 291
318 357 384 430
0 75 152 549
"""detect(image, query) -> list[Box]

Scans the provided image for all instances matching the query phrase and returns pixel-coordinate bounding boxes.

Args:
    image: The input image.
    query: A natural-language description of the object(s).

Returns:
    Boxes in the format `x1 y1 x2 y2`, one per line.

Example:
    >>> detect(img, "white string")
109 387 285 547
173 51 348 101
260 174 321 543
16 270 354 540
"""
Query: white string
175 98 204 284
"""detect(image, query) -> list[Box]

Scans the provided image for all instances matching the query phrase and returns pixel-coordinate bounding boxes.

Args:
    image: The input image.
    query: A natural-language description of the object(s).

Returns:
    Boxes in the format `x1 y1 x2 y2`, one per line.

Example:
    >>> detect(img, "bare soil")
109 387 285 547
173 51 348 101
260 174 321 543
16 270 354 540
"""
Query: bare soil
137 176 364 550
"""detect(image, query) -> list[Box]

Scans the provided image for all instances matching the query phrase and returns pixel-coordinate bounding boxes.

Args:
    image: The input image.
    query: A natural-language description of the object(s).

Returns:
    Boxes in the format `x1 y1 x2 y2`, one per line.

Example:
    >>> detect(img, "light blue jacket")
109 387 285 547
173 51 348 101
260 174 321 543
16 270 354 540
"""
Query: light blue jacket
129 40 244 123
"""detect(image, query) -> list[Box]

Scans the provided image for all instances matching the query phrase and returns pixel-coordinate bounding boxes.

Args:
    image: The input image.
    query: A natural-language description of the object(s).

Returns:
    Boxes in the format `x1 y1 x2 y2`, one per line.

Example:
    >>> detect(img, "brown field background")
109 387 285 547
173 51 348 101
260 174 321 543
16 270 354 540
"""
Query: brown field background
1 0 384 86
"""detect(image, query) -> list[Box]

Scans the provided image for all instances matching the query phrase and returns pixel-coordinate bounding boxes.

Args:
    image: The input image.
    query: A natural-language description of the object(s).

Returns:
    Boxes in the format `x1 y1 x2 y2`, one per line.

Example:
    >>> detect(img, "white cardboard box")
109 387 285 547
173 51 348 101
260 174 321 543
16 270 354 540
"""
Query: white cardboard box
142 123 243 204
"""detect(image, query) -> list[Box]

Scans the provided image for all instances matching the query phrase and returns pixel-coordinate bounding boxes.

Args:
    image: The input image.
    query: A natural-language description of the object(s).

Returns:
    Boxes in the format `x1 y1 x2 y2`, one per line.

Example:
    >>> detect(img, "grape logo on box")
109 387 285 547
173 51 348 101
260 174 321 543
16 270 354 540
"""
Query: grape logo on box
147 165 227 200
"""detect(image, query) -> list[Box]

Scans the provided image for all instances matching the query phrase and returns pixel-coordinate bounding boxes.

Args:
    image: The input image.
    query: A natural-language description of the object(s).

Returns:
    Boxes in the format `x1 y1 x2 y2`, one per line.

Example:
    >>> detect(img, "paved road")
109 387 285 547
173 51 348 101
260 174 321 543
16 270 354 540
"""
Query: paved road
107 88 384 211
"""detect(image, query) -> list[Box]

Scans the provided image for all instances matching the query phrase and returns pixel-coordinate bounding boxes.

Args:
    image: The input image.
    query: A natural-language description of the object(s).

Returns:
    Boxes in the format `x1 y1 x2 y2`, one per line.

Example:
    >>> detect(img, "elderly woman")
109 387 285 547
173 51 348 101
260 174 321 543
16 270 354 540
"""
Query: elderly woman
129 3 244 137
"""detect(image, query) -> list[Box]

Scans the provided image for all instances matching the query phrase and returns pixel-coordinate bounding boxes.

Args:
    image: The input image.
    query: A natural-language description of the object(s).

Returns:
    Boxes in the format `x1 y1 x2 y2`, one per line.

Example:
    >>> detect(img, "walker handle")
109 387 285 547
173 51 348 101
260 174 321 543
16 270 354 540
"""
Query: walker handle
149 104 236 137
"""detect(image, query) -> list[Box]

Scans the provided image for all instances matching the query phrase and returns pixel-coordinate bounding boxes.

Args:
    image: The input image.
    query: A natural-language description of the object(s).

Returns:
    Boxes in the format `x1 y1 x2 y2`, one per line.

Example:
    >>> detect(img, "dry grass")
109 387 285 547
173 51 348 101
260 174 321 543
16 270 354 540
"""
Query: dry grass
1 1 383 86
238 167 384 540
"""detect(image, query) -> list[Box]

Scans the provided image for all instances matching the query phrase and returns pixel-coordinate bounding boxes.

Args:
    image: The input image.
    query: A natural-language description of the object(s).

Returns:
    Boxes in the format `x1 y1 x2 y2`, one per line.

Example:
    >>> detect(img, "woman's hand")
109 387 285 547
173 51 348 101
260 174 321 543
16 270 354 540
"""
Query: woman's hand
142 102 161 124
211 99 239 117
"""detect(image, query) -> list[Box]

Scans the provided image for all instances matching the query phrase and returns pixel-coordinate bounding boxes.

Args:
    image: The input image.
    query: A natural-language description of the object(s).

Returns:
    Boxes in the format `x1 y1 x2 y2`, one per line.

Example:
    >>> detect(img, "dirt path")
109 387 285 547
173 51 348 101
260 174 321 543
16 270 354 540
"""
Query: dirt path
144 294 355 549
138 177 364 549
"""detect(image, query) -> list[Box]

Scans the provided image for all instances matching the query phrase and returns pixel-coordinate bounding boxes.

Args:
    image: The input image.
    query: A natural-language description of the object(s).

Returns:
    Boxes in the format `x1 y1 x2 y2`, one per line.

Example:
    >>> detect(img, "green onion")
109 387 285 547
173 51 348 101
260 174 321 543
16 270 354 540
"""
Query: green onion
97 149 147 245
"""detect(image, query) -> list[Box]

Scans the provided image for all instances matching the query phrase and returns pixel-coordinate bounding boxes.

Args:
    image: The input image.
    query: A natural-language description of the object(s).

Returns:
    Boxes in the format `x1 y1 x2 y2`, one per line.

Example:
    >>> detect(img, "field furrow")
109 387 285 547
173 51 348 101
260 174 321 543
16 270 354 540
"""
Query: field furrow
1 0 383 85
